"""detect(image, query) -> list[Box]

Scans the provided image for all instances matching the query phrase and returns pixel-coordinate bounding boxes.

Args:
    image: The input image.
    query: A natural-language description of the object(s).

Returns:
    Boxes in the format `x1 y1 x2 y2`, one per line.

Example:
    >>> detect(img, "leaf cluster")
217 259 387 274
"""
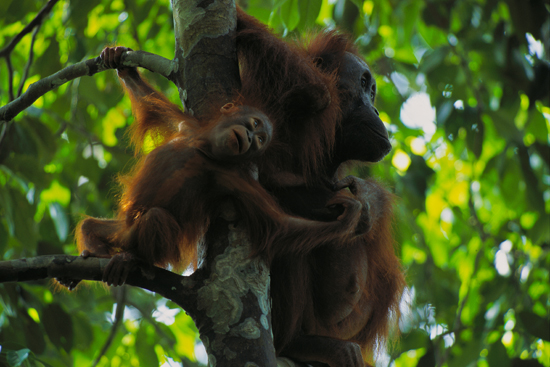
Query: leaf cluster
0 0 549 366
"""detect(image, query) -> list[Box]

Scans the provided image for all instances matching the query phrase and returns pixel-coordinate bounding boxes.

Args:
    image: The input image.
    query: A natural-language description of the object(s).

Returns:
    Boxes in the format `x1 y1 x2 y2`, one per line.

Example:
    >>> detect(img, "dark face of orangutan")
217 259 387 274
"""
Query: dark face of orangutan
332 52 391 167
207 105 272 161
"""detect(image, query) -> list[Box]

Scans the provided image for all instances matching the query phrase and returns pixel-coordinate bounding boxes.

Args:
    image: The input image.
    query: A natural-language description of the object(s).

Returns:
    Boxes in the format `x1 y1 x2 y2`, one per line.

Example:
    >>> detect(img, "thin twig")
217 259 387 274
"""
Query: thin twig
0 51 175 122
0 0 60 57
6 57 15 102
0 121 11 154
123 0 143 50
126 300 176 348
92 287 128 367
17 24 42 97
468 187 489 242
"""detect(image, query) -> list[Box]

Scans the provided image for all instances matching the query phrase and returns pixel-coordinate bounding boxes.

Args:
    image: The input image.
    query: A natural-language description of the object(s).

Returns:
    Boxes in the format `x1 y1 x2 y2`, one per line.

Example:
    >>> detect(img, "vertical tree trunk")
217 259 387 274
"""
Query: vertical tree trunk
170 1 277 365
172 0 241 118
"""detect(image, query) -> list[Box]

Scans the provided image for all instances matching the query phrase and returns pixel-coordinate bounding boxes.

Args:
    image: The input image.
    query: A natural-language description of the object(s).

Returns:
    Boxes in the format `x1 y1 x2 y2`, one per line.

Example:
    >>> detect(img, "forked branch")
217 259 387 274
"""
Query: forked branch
0 51 175 122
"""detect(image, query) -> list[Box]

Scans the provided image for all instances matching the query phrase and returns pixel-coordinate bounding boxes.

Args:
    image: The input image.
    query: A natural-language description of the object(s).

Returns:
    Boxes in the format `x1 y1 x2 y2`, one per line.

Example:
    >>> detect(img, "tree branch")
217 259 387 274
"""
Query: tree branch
0 252 312 367
0 0 60 58
0 255 197 309
0 51 175 122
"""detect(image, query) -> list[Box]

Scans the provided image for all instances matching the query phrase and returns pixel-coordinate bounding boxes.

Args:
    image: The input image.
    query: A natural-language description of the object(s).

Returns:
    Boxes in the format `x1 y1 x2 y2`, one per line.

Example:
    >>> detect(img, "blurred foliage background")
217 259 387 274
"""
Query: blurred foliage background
0 0 549 366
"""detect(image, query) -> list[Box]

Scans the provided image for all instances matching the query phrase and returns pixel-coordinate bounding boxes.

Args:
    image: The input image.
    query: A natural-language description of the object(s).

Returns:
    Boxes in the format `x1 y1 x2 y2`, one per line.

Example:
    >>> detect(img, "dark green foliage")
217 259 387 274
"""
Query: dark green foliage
0 0 548 366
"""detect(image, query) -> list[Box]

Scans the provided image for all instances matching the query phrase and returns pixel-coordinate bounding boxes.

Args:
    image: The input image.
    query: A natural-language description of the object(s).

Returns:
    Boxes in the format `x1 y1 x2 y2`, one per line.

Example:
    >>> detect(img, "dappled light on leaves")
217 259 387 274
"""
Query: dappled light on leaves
0 0 548 366
400 92 436 140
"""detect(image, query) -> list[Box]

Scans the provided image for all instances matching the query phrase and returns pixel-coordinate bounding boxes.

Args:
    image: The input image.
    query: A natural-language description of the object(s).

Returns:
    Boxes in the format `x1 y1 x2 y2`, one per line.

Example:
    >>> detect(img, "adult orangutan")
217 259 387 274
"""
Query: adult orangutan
236 9 405 367
236 8 391 184
268 176 404 367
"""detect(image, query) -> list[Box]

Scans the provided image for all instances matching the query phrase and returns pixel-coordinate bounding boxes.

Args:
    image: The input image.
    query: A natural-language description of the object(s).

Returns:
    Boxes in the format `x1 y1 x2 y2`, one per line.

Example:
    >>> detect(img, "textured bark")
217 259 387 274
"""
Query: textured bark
190 213 277 366
172 0 241 118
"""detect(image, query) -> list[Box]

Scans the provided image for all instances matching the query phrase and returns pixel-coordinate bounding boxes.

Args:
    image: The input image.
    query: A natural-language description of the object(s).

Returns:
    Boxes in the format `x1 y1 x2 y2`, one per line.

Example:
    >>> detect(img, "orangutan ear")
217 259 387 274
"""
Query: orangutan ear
220 103 235 114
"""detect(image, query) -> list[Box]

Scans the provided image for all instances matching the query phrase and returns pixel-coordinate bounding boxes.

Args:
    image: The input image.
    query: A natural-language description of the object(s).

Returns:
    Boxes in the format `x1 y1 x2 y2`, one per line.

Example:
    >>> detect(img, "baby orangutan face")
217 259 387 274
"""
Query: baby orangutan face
207 104 272 161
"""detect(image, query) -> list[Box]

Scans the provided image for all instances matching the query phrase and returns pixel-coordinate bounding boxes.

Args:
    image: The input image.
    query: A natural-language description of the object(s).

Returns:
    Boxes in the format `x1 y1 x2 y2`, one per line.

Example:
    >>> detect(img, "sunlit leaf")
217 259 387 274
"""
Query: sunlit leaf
136 325 160 366
525 109 549 143
48 203 69 242
102 108 127 147
40 181 71 207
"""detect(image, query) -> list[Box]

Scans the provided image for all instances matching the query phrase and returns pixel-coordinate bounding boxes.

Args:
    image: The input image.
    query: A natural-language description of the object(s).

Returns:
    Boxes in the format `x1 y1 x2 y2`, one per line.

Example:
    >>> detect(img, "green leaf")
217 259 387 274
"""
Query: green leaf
272 0 288 9
487 340 511 367
30 121 57 160
72 313 96 351
443 107 484 157
448 335 485 367
394 46 419 64
419 47 451 74
42 303 74 352
511 357 545 367
11 190 39 248
297 0 322 28
48 203 69 242
422 1 451 29
398 329 431 353
136 325 159 367
416 347 435 367
525 109 549 143
22 313 46 354
488 108 523 144
348 0 363 11
517 146 545 213
517 311 550 341
529 213 550 245
0 0 14 20
280 0 300 31
6 348 30 367
34 37 62 79
466 116 484 159
67 0 96 29
0 187 15 236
